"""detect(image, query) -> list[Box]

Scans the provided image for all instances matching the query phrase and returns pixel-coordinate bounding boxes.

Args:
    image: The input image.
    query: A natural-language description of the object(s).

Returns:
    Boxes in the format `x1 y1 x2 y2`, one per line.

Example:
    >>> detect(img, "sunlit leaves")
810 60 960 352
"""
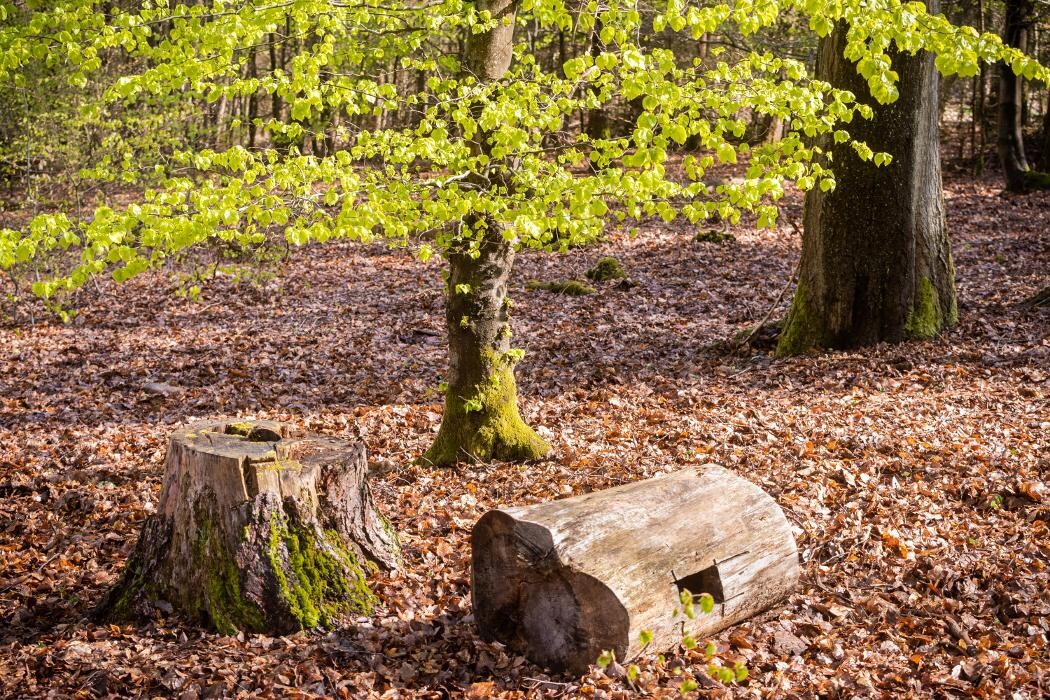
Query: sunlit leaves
0 0 1046 300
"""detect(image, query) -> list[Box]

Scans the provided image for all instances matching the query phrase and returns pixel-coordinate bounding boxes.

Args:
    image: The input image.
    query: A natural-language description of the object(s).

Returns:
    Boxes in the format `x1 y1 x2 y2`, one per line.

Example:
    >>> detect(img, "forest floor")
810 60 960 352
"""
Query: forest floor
0 172 1048 699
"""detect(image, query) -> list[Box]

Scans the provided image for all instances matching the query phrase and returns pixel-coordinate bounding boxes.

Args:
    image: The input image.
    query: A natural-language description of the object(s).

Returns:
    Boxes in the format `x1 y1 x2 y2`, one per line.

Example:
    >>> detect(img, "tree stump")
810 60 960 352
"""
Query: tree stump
471 464 799 673
98 419 400 634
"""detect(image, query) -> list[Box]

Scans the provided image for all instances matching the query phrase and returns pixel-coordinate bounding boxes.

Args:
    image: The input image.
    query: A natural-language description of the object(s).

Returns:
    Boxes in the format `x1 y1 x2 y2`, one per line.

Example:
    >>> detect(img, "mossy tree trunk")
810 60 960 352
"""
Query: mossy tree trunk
97 420 400 635
777 13 957 355
424 233 551 465
422 0 550 465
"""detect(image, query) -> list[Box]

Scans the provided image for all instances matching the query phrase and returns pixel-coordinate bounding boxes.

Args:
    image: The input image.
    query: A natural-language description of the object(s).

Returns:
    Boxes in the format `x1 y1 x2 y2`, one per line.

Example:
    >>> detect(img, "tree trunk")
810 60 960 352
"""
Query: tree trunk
998 0 1032 191
1040 93 1050 172
777 15 956 355
97 420 400 634
472 465 799 673
423 231 550 465
585 18 610 141
422 0 550 465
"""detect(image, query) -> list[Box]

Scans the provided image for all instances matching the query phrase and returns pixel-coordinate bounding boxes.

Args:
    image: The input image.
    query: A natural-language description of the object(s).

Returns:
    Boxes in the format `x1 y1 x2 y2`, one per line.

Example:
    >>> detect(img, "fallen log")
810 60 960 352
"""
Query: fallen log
98 419 400 634
471 464 799 673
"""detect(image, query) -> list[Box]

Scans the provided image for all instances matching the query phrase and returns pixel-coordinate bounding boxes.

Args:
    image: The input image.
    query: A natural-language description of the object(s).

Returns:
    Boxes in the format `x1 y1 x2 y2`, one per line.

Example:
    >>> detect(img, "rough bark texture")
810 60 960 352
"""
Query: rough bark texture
97 419 400 634
423 233 551 465
778 14 956 355
998 0 1031 192
423 0 550 465
472 464 799 673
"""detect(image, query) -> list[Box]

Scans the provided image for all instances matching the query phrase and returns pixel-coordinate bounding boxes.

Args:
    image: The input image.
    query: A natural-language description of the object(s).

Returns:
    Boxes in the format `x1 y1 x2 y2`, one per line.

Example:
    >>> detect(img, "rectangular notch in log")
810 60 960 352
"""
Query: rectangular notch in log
675 563 725 604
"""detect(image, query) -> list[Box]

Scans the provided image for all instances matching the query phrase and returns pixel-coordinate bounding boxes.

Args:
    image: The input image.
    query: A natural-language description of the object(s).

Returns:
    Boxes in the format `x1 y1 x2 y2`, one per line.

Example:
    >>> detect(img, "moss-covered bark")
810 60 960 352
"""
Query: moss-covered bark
423 227 550 466
424 352 550 465
97 420 397 635
266 516 375 630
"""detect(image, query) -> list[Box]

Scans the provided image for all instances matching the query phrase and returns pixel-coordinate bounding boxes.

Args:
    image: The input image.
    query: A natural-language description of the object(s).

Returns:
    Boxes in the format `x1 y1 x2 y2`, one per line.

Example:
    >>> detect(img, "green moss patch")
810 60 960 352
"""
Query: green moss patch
696 228 735 244
267 515 376 630
585 257 626 282
776 280 823 356
194 506 266 635
526 279 595 296
423 350 551 466
904 276 944 340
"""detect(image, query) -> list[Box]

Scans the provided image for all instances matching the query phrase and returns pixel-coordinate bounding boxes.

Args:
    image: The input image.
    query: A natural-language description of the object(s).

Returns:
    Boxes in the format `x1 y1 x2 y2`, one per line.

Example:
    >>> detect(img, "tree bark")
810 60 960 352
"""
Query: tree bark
1040 93 1050 172
97 420 400 634
422 0 550 465
472 464 799 673
585 18 610 141
778 14 956 355
998 0 1032 191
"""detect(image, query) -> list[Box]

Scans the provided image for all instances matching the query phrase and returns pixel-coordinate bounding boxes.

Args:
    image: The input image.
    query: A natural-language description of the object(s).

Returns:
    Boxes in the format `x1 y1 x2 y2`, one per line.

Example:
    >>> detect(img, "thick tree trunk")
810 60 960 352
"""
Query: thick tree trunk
422 0 550 465
97 420 400 634
777 15 956 355
998 0 1032 191
472 465 799 673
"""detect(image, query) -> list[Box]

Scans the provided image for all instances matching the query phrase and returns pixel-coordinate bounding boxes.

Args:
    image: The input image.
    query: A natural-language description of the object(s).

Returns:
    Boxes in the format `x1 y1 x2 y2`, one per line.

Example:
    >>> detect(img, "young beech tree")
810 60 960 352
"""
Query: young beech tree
778 4 956 354
0 0 1045 464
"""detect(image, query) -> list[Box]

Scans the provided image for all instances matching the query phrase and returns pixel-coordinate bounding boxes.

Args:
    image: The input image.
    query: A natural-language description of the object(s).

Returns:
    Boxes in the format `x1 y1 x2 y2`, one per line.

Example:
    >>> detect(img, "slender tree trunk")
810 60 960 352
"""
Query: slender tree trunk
423 0 550 465
585 18 610 141
248 49 258 149
998 0 1032 191
1040 93 1050 172
778 14 957 355
973 0 987 176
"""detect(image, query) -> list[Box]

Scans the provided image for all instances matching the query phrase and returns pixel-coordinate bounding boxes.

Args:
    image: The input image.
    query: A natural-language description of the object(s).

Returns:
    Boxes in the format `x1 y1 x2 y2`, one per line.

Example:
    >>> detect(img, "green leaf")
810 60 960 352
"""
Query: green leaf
716 142 737 164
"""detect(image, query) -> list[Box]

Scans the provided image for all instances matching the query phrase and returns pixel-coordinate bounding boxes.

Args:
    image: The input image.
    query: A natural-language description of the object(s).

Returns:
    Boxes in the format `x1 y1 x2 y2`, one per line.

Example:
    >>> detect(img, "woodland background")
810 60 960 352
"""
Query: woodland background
0 0 1048 697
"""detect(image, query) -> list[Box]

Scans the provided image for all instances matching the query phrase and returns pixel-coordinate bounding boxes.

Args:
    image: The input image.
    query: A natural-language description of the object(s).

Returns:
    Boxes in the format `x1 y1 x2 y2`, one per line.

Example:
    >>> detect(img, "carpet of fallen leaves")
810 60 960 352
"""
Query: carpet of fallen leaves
1 173 1048 699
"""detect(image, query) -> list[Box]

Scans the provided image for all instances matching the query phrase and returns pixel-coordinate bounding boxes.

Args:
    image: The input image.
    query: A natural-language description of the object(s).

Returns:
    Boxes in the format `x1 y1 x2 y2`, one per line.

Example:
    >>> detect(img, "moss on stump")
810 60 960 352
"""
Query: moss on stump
97 420 399 635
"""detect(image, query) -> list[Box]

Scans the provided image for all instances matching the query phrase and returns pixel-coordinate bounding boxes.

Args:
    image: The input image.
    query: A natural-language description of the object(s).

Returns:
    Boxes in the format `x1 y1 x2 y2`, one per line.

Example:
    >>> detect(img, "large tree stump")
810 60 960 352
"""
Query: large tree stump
98 419 400 634
472 464 799 673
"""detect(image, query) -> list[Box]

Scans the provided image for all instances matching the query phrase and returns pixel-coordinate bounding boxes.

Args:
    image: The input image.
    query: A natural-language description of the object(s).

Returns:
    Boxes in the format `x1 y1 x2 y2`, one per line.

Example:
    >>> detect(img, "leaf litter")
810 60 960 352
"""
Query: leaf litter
0 174 1047 698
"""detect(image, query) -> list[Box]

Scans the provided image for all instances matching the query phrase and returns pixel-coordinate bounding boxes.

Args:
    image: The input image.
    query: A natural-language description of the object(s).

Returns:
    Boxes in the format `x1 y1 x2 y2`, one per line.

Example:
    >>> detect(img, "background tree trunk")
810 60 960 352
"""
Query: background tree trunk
778 13 956 355
97 420 400 634
1040 93 1050 172
998 0 1032 191
422 0 550 465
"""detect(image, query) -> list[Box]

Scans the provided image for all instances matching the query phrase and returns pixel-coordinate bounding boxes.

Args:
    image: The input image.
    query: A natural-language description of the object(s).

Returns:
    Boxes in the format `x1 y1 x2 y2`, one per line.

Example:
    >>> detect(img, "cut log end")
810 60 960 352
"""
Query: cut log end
98 419 400 635
472 464 799 673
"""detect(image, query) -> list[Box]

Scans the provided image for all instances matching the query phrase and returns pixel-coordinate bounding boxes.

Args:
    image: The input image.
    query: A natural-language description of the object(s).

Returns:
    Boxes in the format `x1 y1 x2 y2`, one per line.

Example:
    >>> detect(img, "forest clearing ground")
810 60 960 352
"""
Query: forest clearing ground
0 174 1047 698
